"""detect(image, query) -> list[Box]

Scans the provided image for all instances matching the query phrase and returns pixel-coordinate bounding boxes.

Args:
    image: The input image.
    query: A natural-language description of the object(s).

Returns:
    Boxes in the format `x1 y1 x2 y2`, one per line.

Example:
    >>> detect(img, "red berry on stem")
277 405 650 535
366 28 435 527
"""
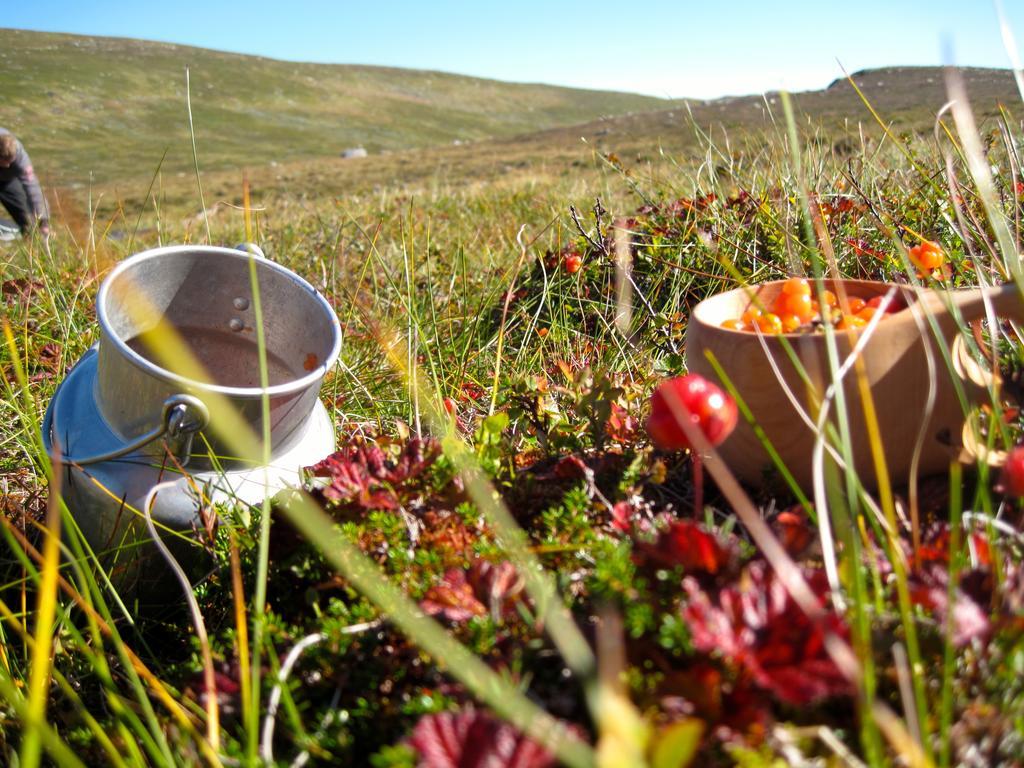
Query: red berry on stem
646 374 738 451
648 374 738 517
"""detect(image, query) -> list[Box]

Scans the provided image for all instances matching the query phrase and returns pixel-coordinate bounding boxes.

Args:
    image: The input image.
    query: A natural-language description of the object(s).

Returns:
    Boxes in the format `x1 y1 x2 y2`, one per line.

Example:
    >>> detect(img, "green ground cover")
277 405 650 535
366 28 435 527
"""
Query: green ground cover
2 69 1024 767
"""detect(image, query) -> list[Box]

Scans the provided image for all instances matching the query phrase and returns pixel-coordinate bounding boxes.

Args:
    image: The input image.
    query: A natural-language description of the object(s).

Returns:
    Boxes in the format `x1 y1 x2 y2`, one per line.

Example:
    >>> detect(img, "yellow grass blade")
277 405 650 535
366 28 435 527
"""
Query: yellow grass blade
20 457 62 768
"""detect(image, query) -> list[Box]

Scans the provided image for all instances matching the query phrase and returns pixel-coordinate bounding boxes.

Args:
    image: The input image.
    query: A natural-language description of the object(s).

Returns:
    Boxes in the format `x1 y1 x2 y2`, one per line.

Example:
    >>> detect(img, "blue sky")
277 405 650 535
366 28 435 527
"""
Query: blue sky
6 1 1024 99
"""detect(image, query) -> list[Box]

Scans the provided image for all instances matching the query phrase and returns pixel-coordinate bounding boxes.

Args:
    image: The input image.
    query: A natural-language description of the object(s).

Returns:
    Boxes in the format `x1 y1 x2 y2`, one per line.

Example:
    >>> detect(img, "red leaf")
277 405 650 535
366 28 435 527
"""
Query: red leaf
726 189 752 208
308 437 440 513
634 520 736 576
466 560 526 620
460 381 486 402
912 523 991 569
902 524 995 646
185 664 242 716
660 665 773 743
422 560 525 624
552 455 589 480
408 708 558 768
420 569 487 623
1 278 44 305
908 578 990 646
29 342 62 383
682 563 853 705
844 237 887 260
610 501 634 533
605 401 639 444
768 506 814 559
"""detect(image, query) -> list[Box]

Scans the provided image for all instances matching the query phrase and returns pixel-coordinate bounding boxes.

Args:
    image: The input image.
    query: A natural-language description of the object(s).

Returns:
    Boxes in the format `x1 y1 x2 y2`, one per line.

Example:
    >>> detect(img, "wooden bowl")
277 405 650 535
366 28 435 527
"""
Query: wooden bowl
685 279 1024 491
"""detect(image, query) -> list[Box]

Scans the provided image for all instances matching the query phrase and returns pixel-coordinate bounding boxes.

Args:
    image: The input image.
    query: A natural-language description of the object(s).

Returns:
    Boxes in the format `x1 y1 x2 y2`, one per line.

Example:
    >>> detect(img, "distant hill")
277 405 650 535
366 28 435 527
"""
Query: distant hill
2 27 1020 198
122 63 1021 220
517 66 1023 161
0 28 672 184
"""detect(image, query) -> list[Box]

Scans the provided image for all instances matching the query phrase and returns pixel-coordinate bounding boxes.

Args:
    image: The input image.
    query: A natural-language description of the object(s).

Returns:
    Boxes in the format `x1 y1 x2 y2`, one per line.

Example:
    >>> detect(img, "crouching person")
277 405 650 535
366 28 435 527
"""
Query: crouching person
0 128 49 237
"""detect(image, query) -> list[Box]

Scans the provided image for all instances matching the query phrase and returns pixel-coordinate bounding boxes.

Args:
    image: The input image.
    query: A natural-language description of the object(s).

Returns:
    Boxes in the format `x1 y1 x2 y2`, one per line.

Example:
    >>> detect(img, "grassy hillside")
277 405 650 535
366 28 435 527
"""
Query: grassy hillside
98 65 1020 222
0 28 670 184
5 27 1021 198
4 27 1021 229
513 66 1023 161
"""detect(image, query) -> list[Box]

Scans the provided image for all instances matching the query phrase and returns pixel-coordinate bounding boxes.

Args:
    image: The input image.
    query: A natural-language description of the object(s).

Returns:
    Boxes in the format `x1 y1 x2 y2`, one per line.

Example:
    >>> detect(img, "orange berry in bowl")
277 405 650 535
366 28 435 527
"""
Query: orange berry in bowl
755 313 784 334
867 294 904 313
720 319 746 331
845 297 866 314
836 314 867 330
856 306 880 323
780 313 803 332
780 291 814 321
781 277 811 297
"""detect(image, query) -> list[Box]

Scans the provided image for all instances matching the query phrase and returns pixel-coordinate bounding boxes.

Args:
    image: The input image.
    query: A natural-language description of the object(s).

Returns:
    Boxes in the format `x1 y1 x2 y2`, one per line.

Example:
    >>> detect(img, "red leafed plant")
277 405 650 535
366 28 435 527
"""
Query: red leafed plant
420 569 487 623
658 664 772 743
634 520 737 577
466 560 526 620
907 573 991 647
682 562 853 705
308 437 441 513
905 523 994 646
605 400 639 444
407 707 558 768
913 522 991 568
421 559 525 623
610 500 635 533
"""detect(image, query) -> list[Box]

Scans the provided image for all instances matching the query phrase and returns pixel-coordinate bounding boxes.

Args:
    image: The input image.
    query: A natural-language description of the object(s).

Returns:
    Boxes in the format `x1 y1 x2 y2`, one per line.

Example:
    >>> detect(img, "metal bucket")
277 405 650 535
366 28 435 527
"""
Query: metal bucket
43 244 341 599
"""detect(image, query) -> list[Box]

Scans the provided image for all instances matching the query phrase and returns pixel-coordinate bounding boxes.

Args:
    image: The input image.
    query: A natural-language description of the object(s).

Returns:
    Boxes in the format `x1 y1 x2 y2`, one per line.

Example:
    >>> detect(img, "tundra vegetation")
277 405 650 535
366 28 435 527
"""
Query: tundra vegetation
2 36 1024 766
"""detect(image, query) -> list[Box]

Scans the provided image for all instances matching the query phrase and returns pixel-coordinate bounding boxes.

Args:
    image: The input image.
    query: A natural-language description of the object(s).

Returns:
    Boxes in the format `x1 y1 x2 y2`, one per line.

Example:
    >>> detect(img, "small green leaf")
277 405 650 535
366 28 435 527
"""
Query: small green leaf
482 411 509 435
650 718 704 768
654 353 685 375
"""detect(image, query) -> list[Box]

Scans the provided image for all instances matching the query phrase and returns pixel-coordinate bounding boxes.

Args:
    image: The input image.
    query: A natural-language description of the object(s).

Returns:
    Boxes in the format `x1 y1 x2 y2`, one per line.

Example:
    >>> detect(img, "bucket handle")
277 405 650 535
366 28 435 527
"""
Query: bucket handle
57 394 210 467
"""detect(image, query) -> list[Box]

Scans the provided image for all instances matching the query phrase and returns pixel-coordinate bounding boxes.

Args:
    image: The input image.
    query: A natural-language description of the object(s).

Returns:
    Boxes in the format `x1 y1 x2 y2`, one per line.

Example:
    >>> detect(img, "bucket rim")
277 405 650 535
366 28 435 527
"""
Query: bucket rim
96 245 342 398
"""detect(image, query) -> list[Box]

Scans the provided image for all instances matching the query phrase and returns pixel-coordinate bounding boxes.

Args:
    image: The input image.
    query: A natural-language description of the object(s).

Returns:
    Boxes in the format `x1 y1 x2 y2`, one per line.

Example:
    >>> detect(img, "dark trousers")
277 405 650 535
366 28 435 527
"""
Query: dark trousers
0 178 32 232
